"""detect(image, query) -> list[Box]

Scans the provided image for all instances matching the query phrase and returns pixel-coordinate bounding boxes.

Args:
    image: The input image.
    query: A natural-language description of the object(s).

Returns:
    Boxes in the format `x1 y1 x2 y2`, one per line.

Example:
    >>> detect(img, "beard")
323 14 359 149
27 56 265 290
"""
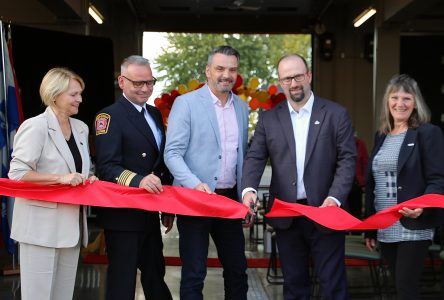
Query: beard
215 78 234 93
289 87 305 103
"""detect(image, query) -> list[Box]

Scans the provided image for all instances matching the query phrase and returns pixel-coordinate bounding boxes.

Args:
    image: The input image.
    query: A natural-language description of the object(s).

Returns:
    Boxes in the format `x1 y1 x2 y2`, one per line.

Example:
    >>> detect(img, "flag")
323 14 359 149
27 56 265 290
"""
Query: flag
0 21 22 255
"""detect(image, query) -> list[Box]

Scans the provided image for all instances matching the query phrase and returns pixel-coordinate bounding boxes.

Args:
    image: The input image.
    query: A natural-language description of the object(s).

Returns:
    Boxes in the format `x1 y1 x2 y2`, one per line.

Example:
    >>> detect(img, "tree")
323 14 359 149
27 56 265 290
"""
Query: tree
155 33 311 92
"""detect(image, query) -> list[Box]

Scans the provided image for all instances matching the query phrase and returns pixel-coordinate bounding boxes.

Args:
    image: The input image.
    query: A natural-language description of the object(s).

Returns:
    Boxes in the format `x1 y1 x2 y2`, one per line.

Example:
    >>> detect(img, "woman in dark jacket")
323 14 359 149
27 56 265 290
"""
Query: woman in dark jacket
364 74 444 300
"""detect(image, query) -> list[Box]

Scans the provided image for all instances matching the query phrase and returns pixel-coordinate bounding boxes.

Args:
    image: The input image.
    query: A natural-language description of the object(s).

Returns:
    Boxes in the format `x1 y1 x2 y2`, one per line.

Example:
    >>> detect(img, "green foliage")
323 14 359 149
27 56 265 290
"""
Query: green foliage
155 33 311 92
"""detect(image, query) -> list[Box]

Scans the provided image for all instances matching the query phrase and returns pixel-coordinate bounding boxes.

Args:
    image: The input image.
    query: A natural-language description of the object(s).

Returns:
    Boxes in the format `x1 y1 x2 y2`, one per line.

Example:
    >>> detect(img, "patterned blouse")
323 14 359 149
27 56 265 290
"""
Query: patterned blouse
372 132 433 242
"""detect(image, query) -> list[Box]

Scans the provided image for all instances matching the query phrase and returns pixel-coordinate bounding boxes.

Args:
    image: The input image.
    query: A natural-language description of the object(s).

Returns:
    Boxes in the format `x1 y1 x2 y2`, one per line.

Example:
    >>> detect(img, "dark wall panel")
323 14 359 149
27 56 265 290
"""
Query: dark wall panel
400 35 444 131
10 24 115 128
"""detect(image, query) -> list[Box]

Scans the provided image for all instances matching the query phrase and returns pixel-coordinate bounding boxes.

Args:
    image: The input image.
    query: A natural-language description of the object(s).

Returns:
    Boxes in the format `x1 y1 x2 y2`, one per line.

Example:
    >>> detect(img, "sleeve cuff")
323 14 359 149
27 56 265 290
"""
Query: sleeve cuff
242 187 257 199
328 196 341 207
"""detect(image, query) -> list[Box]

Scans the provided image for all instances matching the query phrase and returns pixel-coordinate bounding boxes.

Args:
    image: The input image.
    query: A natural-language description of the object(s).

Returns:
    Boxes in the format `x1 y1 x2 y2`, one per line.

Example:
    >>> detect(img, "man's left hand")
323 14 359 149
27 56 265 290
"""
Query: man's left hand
87 175 98 184
320 197 339 208
139 173 163 194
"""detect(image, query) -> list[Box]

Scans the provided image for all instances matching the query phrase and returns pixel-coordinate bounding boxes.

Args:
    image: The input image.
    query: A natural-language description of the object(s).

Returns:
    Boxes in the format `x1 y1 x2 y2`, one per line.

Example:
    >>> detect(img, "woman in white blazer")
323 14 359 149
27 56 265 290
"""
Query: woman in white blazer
8 68 96 300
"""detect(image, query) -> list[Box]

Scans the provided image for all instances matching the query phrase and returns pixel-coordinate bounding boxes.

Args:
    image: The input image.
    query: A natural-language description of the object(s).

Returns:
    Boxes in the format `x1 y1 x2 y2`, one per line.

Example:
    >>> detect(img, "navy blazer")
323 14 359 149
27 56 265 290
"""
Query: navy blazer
94 95 172 231
365 123 444 237
242 96 356 229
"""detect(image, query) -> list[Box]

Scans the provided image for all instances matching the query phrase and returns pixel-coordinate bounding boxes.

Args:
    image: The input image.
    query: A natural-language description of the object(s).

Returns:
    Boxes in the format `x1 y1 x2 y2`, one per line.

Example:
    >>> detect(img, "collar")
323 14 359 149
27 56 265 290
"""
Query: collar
287 91 314 115
207 85 233 107
123 93 145 112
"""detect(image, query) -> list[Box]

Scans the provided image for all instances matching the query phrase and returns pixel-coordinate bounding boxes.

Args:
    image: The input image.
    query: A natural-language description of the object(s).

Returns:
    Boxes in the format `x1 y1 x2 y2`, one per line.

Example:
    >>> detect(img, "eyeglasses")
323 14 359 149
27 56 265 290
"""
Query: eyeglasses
279 73 307 85
122 75 157 88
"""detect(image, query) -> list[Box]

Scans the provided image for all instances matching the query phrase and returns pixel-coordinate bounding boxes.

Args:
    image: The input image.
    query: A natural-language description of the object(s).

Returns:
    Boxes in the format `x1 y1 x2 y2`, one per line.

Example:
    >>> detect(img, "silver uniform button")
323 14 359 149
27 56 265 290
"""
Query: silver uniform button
142 153 147 157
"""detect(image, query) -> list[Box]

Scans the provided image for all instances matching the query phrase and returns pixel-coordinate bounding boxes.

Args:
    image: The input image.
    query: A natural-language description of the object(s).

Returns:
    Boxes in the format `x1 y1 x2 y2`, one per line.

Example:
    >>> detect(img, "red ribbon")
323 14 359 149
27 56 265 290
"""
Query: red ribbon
0 178 248 219
2 178 443 229
266 195 444 230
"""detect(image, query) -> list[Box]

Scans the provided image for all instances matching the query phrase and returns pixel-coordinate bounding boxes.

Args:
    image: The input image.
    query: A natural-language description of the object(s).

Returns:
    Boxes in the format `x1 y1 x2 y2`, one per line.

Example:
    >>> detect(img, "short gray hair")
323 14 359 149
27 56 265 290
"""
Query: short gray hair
121 55 150 73
207 45 240 65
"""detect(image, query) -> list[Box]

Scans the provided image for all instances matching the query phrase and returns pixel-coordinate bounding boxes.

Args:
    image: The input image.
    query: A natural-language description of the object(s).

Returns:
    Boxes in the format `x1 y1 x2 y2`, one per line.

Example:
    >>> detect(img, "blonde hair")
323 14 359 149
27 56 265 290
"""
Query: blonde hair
378 74 430 134
39 67 85 107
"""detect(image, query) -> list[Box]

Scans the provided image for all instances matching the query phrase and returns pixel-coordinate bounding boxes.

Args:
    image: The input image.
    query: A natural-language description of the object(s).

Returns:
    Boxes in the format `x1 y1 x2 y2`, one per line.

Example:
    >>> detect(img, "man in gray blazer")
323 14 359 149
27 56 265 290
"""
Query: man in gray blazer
165 45 249 300
242 54 356 300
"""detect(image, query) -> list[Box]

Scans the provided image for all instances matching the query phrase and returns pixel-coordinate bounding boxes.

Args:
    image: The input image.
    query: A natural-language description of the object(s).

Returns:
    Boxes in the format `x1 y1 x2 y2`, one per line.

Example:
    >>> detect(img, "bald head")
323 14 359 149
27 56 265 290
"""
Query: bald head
277 54 309 77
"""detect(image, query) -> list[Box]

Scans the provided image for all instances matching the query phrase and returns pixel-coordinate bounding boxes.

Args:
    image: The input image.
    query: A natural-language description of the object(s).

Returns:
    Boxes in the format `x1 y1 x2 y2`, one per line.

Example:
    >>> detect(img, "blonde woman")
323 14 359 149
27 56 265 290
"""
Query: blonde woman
9 68 96 300
365 74 444 299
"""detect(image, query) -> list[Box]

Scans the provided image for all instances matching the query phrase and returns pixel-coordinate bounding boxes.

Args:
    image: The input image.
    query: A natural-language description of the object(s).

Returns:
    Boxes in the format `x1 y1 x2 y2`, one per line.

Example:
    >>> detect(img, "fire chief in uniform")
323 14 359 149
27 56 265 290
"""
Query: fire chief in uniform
94 55 173 300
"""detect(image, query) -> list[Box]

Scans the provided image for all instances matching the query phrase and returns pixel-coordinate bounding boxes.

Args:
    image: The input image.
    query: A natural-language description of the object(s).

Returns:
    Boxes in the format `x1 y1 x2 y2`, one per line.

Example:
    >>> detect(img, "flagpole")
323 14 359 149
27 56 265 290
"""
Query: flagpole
0 20 19 276
0 21 10 154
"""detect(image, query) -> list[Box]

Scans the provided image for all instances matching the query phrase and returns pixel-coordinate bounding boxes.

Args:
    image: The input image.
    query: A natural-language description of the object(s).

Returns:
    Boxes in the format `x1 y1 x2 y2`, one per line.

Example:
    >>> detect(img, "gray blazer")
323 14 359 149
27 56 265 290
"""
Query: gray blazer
9 107 90 247
242 97 356 229
164 84 249 200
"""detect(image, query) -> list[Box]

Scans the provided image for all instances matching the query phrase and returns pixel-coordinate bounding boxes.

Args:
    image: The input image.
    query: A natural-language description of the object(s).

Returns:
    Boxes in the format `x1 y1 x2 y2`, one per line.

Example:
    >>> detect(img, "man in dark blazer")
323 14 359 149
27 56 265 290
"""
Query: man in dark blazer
94 55 173 300
242 54 356 300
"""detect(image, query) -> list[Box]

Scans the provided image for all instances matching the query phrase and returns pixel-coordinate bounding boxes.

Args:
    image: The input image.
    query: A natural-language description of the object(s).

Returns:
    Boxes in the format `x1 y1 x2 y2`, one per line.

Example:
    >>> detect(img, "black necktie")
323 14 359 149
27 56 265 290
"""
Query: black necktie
140 106 160 149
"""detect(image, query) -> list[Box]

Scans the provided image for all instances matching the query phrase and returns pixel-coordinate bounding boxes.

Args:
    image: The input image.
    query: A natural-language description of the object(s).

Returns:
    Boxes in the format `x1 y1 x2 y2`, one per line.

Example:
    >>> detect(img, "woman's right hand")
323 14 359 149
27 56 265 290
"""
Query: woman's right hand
57 173 86 186
365 238 377 251
398 207 423 219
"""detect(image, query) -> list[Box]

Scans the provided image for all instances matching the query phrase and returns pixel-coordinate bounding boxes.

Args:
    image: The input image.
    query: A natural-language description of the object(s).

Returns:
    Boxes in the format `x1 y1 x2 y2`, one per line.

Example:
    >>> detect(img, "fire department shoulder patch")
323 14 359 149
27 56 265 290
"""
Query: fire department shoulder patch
95 113 111 135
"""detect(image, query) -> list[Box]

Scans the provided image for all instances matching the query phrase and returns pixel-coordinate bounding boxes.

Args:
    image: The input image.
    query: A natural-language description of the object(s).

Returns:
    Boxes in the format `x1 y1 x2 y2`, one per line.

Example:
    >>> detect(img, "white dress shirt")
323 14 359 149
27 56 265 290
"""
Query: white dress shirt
124 94 162 149
287 94 313 200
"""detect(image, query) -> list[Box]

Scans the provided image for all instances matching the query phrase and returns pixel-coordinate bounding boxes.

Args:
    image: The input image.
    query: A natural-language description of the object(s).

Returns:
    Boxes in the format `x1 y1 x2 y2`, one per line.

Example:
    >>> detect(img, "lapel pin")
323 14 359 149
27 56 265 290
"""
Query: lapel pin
407 143 414 146
314 120 320 125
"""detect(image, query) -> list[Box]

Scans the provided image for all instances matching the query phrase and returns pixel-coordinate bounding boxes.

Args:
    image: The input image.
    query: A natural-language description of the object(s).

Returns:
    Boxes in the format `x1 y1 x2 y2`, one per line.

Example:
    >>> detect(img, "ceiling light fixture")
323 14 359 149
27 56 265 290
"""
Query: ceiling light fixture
89 4 104 24
353 7 376 28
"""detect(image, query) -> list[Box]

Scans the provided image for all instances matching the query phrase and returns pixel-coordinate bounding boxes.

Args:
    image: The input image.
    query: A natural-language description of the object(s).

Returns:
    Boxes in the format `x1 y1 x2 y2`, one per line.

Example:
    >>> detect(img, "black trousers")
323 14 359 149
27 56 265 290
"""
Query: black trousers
275 217 348 300
177 187 248 300
104 229 172 300
347 182 363 219
380 240 431 300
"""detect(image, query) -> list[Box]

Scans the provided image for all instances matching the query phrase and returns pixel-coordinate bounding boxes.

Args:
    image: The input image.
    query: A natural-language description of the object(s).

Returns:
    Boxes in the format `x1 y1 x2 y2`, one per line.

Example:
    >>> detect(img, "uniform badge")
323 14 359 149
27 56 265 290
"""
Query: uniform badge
95 113 111 135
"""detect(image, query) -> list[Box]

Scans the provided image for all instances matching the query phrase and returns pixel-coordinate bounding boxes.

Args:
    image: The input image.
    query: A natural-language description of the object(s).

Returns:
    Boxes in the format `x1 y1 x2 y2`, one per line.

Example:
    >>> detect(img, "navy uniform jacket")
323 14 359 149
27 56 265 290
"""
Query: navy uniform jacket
94 95 172 232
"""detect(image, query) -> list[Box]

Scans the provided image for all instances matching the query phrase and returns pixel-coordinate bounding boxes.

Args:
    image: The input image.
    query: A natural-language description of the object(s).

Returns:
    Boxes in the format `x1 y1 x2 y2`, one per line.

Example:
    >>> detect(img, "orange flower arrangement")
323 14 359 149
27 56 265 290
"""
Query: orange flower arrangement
154 75 286 126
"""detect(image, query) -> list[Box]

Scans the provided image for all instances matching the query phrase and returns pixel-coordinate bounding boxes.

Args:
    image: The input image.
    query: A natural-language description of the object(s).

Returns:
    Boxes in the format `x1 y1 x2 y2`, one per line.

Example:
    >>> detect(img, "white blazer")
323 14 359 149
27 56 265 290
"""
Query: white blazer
9 107 90 248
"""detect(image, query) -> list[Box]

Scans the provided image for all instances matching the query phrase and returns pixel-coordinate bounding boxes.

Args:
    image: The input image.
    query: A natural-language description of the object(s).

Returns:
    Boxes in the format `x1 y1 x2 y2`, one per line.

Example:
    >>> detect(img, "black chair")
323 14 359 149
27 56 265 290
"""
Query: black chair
344 235 388 299
426 226 444 294
440 249 444 299
249 192 268 244
266 226 284 284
